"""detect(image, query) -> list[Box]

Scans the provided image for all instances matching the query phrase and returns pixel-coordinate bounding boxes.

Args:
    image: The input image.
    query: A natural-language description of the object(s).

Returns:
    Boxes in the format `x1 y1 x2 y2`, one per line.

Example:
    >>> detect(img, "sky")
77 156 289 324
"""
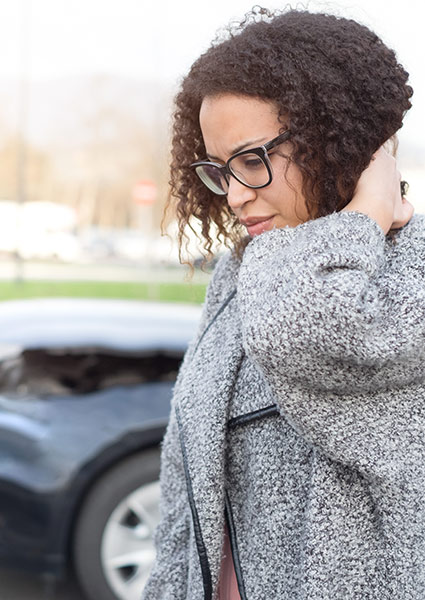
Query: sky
0 0 424 152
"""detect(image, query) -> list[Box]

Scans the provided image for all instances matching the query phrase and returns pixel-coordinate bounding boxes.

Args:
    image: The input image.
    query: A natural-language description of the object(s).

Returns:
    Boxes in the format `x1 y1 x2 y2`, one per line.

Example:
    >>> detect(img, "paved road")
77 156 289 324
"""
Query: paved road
0 568 85 600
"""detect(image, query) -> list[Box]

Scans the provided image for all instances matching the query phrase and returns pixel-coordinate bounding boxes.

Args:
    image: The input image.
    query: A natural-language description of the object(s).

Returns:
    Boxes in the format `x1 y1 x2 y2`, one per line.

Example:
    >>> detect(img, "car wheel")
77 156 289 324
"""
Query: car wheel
73 448 161 600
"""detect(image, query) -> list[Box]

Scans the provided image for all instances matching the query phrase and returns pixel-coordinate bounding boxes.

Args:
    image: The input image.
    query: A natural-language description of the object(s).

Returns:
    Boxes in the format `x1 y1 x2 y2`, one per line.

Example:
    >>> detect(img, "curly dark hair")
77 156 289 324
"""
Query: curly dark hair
167 6 413 262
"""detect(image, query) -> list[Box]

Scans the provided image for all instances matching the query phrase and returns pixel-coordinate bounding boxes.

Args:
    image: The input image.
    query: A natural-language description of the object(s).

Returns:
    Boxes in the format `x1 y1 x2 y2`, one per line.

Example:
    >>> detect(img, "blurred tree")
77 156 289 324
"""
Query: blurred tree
0 134 53 202
0 74 171 234
50 75 170 232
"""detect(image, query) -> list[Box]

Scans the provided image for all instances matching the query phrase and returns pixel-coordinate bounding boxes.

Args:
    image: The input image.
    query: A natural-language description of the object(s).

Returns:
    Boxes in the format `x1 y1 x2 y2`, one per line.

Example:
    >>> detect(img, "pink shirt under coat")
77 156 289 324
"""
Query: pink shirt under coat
218 522 241 600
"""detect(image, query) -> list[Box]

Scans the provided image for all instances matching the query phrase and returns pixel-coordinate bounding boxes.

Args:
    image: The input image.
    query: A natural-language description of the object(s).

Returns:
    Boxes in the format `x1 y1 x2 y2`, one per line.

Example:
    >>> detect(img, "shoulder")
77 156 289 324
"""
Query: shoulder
204 248 241 309
179 247 241 367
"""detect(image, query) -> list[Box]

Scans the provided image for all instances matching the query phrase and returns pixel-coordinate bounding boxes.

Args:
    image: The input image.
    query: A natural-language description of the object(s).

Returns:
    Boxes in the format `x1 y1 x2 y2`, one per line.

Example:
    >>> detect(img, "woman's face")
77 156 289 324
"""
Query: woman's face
199 94 310 237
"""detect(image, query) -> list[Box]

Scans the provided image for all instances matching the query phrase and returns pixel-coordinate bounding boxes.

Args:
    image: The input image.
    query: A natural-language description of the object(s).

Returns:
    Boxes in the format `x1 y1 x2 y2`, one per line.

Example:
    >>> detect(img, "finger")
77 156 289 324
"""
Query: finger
400 180 409 198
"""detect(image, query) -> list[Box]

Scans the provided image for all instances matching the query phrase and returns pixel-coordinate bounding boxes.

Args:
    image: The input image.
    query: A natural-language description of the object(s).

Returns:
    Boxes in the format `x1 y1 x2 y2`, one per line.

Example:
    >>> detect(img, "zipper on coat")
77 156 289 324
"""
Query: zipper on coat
175 406 213 600
228 404 279 430
224 489 248 600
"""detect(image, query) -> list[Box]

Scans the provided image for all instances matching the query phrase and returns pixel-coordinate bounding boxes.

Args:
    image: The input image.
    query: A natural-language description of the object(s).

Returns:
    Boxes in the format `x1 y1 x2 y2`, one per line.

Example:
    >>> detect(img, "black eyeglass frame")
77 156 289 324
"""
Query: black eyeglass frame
190 129 291 195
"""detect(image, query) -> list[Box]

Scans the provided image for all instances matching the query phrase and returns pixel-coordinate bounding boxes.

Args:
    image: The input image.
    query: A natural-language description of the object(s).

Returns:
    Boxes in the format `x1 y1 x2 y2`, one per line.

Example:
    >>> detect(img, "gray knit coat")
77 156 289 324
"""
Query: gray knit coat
141 211 425 600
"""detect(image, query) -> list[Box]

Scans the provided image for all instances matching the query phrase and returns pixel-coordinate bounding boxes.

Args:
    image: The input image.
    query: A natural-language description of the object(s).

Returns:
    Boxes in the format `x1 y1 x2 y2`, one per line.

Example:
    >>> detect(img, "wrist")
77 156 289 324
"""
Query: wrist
341 199 392 234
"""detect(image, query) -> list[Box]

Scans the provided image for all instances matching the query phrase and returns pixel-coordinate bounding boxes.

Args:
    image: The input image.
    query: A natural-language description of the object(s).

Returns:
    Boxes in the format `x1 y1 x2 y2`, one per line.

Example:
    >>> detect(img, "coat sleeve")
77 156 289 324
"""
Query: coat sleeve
142 249 239 598
237 211 425 477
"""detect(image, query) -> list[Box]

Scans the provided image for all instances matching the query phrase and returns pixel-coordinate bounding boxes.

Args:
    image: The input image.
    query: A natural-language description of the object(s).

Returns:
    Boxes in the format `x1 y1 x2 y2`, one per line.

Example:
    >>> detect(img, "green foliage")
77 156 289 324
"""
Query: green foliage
0 280 207 304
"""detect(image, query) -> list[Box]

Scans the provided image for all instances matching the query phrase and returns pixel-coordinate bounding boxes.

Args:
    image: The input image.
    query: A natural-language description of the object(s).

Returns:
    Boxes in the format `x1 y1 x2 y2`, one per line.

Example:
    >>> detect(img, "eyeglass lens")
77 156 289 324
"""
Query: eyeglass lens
228 153 269 187
195 153 270 194
195 164 228 195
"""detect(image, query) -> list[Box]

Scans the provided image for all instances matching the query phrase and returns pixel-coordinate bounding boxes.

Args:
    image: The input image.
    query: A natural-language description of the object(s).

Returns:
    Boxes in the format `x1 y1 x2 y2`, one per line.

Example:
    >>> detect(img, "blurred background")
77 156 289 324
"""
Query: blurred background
0 0 423 304
0 2 424 599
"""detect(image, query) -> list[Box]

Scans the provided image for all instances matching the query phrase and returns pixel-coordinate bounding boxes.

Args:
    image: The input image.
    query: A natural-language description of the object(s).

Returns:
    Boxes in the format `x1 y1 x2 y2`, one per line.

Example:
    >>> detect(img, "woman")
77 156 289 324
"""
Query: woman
142 7 425 600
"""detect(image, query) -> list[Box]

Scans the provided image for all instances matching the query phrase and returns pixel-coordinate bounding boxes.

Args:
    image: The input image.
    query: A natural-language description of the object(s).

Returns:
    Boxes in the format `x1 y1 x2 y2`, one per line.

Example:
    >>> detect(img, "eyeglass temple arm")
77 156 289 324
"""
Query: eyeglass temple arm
264 130 291 151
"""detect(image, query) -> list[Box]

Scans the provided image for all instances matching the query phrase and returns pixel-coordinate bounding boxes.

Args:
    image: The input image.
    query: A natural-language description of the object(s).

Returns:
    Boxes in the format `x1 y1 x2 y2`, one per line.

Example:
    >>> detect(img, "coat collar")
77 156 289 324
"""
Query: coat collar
176 285 243 590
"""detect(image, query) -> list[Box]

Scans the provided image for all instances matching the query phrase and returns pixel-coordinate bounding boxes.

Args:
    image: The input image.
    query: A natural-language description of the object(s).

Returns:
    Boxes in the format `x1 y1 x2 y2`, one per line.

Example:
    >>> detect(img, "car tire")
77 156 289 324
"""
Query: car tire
73 447 161 600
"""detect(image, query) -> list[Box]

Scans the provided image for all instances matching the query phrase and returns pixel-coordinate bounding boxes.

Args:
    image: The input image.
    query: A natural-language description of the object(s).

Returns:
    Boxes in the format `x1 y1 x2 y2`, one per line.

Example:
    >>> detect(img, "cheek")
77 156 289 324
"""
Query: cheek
271 162 303 201
285 161 304 190
285 164 308 213
272 164 309 219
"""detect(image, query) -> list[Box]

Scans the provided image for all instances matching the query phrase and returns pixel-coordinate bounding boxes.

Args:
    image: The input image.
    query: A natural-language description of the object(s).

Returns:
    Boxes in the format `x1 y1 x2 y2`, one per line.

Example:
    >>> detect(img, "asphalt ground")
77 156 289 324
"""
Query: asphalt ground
0 568 85 600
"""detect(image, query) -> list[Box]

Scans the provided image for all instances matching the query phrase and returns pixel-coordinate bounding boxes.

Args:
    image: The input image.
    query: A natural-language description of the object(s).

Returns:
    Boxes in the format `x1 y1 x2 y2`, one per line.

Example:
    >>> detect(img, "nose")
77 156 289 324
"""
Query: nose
226 177 257 212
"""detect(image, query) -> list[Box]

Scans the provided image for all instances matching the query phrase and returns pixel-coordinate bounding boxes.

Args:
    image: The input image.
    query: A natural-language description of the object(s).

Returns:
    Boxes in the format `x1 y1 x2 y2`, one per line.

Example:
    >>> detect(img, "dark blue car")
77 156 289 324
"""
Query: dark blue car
0 298 201 600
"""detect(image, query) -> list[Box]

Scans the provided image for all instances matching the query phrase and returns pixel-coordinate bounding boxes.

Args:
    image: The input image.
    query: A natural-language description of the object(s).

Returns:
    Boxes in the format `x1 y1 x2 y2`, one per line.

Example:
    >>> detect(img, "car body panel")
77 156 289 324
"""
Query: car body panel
0 299 201 576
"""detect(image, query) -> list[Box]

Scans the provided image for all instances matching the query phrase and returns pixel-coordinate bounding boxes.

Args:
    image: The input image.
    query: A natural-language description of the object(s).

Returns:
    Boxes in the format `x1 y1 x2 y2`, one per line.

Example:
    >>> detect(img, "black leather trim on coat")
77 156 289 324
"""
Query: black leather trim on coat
224 489 248 600
228 404 279 430
175 406 212 600
194 288 237 355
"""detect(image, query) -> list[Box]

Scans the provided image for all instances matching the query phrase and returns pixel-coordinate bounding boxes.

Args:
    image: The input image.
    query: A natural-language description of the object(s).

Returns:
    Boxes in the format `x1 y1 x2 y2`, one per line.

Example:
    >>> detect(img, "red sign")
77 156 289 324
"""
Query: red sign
132 180 157 205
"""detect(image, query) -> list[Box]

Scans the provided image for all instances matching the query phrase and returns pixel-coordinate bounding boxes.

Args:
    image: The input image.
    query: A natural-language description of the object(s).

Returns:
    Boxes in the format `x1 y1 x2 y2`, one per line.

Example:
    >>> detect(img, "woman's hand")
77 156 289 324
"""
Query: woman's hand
342 146 414 234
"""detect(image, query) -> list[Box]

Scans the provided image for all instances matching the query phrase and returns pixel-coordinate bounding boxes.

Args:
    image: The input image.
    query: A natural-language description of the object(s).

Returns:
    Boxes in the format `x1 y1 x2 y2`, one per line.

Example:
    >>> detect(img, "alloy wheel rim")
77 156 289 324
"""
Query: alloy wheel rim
101 480 160 600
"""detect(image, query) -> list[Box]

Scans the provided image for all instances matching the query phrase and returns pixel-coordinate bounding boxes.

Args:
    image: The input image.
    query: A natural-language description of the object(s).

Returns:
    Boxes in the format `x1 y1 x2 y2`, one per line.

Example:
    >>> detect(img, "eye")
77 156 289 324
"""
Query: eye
240 155 263 170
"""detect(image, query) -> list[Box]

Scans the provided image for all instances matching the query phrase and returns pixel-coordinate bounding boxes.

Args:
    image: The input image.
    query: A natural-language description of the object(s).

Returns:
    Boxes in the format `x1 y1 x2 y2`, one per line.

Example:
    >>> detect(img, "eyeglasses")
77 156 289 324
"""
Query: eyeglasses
190 130 291 196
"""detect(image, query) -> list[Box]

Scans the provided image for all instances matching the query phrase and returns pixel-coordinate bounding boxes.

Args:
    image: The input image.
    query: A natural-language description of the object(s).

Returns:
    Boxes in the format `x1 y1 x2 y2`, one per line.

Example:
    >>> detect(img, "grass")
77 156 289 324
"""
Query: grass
0 280 208 304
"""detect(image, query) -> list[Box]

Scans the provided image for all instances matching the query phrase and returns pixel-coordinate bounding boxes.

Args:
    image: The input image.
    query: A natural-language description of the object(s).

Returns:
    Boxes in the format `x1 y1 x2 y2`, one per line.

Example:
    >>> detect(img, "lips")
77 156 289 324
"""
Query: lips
240 216 275 237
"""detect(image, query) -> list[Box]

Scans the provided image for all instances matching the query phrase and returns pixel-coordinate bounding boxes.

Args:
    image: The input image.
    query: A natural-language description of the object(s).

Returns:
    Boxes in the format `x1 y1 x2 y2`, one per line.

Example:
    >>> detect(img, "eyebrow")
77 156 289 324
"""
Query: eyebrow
206 137 266 161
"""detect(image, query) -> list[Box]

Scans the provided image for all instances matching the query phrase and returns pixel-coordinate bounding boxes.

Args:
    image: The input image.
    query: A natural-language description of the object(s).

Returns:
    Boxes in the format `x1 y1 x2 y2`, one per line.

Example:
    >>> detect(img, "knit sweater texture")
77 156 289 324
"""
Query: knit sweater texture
141 210 425 600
